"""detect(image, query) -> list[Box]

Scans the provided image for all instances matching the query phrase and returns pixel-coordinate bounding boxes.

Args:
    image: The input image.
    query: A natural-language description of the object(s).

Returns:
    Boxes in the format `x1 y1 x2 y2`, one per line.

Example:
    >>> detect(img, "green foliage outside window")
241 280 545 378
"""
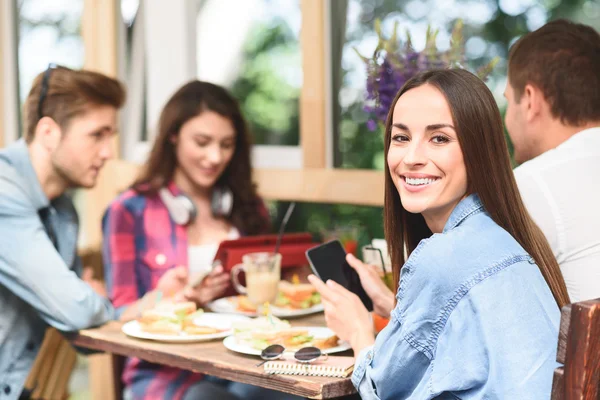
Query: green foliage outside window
231 0 591 248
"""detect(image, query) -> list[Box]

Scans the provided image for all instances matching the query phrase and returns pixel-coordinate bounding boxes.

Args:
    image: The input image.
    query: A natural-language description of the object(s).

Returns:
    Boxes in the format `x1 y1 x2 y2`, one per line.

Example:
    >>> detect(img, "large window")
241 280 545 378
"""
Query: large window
279 0 593 245
269 200 384 256
0 0 84 145
197 0 302 147
330 0 591 170
71 0 598 257
17 0 84 103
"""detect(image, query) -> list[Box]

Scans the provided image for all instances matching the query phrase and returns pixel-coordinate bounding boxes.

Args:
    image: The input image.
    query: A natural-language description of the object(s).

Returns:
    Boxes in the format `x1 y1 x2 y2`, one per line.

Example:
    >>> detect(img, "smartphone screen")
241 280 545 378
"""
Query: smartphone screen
306 240 373 311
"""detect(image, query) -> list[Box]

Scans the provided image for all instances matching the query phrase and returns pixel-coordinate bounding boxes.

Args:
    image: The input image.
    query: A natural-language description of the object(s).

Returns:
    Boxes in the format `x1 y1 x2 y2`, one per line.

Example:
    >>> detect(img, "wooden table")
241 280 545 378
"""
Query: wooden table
71 313 357 399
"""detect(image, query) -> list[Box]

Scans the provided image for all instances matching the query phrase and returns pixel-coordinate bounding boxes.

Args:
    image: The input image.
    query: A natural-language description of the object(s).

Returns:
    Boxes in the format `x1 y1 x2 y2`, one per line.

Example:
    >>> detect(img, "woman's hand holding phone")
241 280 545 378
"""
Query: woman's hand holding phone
173 264 229 306
346 254 395 318
307 274 375 355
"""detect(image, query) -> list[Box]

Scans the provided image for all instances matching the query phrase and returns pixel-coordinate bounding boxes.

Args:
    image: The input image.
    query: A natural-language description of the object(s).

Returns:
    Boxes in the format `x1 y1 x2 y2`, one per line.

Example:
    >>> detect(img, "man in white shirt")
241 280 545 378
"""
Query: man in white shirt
504 19 600 302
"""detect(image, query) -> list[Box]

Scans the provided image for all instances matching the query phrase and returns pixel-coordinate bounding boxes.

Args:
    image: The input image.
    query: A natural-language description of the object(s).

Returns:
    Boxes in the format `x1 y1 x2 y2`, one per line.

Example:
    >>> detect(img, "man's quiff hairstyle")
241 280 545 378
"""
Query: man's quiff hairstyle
508 19 600 126
23 65 126 142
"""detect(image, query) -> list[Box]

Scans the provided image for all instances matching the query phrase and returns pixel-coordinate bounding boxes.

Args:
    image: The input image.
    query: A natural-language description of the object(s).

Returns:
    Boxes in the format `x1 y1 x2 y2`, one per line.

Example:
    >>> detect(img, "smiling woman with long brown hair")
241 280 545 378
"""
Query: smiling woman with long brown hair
101 81 304 400
309 69 568 399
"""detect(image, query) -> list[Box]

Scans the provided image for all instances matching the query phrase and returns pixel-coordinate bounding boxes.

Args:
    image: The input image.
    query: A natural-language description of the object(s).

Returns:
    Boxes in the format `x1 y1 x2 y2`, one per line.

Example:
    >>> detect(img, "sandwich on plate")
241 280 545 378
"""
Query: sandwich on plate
233 278 322 313
275 280 321 310
137 301 222 335
231 316 339 351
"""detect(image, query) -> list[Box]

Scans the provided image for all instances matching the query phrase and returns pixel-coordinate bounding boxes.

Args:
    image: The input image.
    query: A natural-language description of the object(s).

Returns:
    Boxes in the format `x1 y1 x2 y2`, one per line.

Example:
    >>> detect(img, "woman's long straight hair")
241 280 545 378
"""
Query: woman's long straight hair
132 80 270 235
384 69 570 308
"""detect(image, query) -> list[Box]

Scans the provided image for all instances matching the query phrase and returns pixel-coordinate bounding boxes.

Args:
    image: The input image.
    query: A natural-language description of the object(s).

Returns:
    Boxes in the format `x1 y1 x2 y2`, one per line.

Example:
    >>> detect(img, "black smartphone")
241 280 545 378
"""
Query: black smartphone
305 240 373 312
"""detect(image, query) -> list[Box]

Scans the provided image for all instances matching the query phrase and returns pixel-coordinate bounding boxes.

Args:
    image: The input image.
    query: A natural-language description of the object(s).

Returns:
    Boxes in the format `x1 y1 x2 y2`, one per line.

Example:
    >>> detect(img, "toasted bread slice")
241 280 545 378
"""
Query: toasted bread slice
278 281 316 300
236 296 257 312
138 319 182 335
182 325 221 335
154 301 197 315
312 335 339 350
137 301 197 335
251 328 310 342
181 316 222 335
138 309 180 325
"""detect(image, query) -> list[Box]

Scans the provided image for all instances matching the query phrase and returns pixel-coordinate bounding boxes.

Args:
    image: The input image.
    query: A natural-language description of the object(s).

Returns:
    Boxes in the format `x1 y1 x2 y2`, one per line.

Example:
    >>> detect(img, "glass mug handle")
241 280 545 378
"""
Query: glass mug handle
230 263 247 294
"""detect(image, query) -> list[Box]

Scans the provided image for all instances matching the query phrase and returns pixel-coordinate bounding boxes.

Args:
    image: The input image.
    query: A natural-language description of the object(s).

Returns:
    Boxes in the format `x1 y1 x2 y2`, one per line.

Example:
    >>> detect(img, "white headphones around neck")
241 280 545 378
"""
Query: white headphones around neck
158 186 233 226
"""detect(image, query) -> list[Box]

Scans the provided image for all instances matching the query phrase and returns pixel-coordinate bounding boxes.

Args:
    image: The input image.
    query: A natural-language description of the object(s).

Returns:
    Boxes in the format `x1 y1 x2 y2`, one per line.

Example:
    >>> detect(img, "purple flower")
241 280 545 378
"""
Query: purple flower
366 119 378 131
357 19 497 131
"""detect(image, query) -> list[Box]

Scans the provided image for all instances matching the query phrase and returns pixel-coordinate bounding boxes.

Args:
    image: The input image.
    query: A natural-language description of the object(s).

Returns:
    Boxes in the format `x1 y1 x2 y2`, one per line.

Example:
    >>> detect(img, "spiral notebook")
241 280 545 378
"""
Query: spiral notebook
263 356 355 378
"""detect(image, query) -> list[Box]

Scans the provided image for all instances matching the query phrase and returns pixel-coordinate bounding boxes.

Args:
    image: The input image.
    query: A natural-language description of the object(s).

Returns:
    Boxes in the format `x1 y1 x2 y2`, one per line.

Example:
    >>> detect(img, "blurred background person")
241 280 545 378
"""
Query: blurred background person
0 65 125 399
102 80 303 400
505 19 600 302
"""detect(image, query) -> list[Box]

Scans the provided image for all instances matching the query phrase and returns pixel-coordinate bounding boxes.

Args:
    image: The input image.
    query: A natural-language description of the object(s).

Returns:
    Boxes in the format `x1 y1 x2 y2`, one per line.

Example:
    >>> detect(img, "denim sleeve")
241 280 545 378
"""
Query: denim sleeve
351 315 434 399
352 346 381 400
0 191 114 331
429 266 559 399
72 254 83 277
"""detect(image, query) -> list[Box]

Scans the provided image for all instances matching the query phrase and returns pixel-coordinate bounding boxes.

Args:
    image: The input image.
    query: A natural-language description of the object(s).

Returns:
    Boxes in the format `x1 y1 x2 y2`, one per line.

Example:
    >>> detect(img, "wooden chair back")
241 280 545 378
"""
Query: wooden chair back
23 328 77 400
551 298 600 399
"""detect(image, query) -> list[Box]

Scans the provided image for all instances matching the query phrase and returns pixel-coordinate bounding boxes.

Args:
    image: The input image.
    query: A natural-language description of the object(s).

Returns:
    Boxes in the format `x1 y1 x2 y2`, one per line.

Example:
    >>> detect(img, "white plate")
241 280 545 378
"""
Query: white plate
122 313 251 343
223 327 351 356
207 296 324 318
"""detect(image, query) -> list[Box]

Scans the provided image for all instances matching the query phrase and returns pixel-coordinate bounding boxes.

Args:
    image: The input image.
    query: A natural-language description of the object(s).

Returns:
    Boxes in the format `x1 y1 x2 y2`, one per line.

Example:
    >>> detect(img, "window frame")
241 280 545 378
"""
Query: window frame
0 0 20 148
79 0 384 251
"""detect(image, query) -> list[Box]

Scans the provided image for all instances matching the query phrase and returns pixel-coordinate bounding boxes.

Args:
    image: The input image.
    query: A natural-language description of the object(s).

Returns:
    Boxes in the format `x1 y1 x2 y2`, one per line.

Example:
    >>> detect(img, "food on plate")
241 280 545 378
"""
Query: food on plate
275 280 321 310
231 316 339 351
230 277 322 313
137 310 185 335
182 319 221 335
137 301 222 335
235 295 259 313
312 335 340 349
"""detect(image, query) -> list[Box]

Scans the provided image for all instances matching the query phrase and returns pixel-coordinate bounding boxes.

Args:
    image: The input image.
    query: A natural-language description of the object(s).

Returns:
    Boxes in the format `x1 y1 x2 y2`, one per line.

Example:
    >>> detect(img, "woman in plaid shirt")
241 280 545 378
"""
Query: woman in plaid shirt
102 81 297 400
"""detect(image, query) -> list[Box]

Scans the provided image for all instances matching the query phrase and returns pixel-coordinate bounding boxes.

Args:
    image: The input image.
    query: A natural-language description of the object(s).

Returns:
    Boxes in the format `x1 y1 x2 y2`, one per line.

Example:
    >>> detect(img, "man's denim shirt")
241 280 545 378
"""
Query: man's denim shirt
0 140 114 399
352 194 560 400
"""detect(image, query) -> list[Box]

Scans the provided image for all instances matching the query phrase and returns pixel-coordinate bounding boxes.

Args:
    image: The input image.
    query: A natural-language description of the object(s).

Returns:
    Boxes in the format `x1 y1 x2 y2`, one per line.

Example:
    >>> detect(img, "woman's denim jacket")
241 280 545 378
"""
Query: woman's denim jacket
352 194 560 399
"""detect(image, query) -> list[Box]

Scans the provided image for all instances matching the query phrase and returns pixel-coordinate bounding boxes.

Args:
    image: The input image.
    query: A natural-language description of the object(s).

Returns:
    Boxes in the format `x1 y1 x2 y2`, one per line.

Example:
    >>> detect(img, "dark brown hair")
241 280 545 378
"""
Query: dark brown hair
133 80 269 235
508 19 600 126
384 69 570 308
23 65 126 143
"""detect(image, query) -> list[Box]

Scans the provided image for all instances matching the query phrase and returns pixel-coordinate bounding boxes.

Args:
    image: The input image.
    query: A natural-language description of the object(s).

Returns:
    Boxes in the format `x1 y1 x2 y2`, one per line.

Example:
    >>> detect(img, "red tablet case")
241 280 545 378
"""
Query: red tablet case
214 232 319 272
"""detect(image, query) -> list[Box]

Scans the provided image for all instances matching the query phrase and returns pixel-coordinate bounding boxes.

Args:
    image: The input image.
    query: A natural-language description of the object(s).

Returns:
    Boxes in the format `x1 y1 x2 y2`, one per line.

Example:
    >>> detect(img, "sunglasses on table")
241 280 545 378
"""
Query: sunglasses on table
255 344 328 367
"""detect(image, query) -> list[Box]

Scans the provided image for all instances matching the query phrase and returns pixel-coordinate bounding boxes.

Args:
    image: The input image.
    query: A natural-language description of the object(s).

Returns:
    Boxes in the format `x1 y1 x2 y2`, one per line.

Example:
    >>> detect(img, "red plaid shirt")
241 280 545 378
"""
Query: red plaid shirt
102 182 268 400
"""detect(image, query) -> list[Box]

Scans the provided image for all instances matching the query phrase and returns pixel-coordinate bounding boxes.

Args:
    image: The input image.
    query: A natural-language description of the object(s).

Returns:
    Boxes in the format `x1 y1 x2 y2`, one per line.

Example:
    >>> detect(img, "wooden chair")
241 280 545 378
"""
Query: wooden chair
551 298 600 399
78 160 138 400
22 328 77 400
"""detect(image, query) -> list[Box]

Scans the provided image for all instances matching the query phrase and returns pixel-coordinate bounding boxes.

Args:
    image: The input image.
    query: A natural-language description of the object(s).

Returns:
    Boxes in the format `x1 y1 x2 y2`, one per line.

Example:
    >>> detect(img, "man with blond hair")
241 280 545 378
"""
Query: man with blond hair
0 65 126 399
505 19 600 302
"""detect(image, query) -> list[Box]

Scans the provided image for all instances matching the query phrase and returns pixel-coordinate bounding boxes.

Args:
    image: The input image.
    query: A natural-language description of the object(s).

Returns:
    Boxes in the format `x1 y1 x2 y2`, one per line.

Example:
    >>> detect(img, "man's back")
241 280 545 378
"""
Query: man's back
515 127 600 302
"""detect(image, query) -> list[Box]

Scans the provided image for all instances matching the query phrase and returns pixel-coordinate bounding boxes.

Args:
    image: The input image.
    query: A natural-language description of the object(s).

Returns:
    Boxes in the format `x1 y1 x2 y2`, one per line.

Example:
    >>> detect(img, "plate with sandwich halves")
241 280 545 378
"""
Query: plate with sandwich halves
207 280 324 318
122 301 251 343
223 315 351 356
